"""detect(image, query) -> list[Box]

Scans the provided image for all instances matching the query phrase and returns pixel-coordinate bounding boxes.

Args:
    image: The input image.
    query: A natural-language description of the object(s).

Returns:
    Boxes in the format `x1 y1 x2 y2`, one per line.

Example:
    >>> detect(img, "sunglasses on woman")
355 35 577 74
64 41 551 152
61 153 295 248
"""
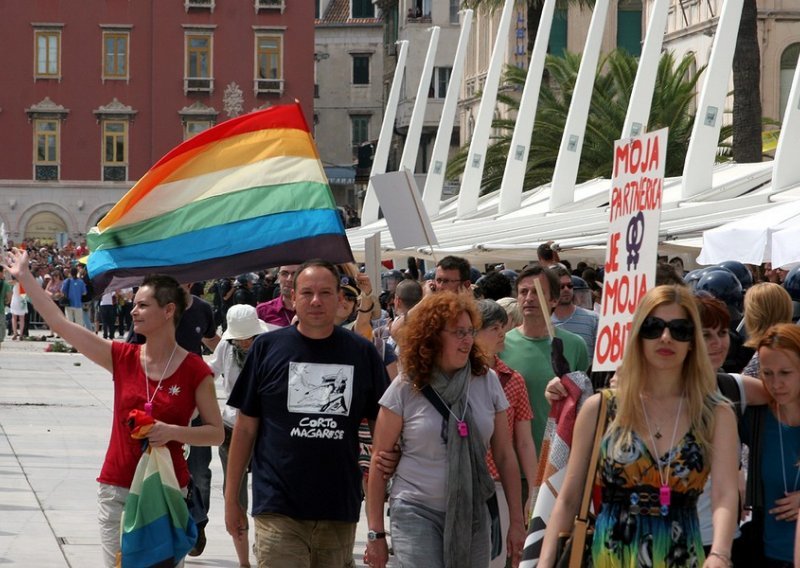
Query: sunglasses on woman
639 316 694 342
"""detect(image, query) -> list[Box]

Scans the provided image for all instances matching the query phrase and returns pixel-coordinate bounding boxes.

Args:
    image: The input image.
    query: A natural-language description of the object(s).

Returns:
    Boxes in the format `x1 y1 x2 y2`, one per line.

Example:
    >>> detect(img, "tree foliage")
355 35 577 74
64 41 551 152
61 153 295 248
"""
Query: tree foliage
446 49 730 195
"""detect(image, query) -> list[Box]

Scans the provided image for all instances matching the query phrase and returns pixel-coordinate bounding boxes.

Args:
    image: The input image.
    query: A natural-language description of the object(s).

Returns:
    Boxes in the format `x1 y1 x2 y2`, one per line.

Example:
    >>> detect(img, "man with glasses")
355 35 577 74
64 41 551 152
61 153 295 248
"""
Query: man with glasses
550 266 598 360
425 255 472 296
499 266 589 455
257 264 300 327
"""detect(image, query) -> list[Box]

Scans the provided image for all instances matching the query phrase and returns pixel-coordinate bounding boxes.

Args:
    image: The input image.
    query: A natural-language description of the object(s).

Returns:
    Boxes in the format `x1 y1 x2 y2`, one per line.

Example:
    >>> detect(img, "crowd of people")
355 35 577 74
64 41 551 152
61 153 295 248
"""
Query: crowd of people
3 237 800 567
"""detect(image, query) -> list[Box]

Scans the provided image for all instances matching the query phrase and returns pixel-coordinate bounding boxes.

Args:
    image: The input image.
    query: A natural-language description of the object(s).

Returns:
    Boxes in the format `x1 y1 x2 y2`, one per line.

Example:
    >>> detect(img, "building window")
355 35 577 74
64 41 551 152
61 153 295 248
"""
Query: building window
352 55 370 85
780 43 800 120
102 120 128 181
34 29 61 78
352 0 374 18
351 114 370 157
255 34 284 94
548 9 568 57
450 0 460 24
184 119 212 139
185 33 213 93
429 66 451 98
102 31 129 80
34 119 59 181
617 0 643 57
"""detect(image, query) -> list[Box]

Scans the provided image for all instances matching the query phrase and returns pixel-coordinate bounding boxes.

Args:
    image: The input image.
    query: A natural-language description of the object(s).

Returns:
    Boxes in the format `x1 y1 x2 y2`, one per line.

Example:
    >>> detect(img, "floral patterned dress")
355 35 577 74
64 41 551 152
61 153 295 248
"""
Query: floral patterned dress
592 390 709 568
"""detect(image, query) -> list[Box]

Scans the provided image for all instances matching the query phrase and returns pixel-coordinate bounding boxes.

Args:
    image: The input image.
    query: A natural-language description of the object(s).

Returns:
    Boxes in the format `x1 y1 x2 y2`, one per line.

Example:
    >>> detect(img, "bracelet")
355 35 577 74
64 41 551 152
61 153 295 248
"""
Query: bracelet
358 305 374 313
707 551 732 567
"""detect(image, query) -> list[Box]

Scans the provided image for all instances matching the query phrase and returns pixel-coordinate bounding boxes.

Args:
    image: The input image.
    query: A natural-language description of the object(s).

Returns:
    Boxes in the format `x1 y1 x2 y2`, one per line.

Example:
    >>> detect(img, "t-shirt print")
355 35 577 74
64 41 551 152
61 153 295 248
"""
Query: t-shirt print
287 362 354 416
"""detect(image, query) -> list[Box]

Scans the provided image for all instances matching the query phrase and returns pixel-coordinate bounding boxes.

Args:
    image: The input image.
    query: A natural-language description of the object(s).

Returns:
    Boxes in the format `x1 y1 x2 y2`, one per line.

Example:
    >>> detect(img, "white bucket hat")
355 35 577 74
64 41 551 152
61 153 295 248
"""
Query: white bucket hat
221 304 273 341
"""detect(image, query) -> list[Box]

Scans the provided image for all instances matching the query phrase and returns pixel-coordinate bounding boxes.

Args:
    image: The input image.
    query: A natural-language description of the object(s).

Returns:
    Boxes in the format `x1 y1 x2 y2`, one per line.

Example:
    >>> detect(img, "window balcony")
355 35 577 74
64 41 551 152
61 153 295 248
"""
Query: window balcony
255 78 284 95
184 77 214 94
185 0 215 11
255 0 285 13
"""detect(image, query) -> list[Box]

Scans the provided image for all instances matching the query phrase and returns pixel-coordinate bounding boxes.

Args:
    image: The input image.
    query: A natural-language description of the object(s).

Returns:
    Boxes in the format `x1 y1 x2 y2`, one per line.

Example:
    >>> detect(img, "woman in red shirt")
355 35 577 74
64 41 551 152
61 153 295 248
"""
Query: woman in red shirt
2 248 223 567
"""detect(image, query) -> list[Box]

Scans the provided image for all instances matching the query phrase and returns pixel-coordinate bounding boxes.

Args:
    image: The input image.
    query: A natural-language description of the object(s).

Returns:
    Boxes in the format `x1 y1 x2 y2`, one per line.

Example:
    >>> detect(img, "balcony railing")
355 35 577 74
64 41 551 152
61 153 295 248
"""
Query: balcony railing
185 0 214 11
255 78 284 95
255 0 284 12
184 77 214 94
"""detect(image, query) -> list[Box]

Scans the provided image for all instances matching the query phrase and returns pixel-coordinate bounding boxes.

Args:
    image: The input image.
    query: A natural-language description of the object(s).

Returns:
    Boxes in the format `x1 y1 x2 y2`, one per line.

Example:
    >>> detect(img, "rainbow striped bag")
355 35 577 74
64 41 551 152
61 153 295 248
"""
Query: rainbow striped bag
119 446 197 567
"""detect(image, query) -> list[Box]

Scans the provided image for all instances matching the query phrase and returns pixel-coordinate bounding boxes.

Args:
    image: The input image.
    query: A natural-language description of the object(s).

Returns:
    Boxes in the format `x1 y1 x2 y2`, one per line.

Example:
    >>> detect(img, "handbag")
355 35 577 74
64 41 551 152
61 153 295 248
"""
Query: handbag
118 445 197 568
554 391 608 568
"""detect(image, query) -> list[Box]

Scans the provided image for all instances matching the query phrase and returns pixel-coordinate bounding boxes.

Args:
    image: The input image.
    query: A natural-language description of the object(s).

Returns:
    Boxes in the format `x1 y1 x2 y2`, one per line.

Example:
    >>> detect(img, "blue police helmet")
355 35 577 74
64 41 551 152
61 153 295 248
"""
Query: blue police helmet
571 276 589 289
696 269 744 313
500 269 519 283
469 267 482 284
783 266 800 302
683 268 708 290
718 260 753 290
422 269 435 281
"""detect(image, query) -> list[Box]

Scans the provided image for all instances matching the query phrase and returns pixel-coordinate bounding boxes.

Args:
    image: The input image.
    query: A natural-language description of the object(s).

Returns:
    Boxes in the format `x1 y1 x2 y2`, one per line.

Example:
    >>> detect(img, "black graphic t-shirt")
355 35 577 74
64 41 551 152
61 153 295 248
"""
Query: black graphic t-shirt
228 325 389 522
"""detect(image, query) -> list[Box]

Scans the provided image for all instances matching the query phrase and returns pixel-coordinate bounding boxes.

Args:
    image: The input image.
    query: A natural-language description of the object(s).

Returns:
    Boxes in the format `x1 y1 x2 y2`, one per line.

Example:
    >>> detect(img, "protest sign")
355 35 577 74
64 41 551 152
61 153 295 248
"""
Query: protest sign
592 128 667 372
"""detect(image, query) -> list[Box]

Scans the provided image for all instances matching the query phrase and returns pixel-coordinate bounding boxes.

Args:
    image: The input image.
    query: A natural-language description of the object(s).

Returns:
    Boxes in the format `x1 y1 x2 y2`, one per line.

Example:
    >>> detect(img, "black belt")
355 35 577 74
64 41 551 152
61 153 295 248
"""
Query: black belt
602 486 699 517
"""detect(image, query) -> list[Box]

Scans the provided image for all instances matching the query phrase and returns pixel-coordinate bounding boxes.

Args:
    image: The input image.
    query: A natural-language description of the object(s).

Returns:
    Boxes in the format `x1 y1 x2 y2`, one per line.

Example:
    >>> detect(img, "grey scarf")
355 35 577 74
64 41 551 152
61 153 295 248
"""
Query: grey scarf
430 362 496 568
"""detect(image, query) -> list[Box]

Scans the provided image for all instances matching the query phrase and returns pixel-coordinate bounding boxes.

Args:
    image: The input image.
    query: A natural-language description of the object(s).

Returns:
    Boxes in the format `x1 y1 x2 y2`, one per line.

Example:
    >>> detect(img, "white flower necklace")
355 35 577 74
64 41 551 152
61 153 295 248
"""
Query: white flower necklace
143 343 178 416
640 392 684 516
776 405 800 494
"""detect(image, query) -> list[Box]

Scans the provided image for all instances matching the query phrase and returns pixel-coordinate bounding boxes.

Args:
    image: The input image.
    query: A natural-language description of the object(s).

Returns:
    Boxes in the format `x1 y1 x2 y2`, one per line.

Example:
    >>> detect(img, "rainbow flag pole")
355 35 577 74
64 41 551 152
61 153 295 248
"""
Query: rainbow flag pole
87 102 353 295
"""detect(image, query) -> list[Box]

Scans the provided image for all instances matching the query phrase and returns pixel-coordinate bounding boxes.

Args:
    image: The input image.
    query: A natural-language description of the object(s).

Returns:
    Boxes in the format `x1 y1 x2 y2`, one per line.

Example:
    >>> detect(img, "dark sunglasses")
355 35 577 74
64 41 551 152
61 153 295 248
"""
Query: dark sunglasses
639 317 694 342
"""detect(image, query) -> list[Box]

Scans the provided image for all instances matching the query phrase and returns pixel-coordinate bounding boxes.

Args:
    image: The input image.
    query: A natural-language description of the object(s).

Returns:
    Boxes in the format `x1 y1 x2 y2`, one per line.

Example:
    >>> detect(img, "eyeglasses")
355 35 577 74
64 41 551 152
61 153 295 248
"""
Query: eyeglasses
435 278 463 286
560 283 574 289
639 317 694 342
443 328 477 340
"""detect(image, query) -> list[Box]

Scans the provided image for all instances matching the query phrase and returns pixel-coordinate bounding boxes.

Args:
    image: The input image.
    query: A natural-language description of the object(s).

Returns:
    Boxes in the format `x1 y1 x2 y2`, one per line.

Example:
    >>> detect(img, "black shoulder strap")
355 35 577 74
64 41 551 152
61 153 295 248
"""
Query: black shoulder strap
421 385 450 422
717 372 743 422
745 405 766 509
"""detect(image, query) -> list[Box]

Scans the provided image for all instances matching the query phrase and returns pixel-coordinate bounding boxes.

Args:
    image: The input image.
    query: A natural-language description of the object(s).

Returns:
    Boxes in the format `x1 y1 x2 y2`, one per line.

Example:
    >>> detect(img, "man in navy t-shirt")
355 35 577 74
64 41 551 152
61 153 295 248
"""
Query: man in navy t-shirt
226 259 390 567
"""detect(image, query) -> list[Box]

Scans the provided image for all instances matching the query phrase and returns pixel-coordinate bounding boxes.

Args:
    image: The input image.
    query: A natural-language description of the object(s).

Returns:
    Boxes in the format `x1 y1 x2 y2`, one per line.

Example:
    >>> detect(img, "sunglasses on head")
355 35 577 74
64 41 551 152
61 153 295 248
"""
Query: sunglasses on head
639 316 694 342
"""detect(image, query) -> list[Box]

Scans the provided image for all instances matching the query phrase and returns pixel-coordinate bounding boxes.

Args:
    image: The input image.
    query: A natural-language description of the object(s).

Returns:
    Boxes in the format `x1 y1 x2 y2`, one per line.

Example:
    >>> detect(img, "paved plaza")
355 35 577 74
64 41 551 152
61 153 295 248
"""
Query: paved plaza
0 330 388 567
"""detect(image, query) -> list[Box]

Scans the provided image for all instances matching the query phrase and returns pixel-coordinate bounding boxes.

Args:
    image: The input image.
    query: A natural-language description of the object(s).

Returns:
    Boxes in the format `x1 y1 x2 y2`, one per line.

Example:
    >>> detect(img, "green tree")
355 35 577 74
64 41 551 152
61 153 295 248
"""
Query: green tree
446 49 726 195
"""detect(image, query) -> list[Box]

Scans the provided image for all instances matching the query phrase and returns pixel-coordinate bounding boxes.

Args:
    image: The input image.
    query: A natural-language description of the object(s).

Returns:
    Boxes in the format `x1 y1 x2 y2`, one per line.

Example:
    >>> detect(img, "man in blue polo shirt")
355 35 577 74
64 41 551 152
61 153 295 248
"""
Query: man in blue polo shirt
60 267 86 325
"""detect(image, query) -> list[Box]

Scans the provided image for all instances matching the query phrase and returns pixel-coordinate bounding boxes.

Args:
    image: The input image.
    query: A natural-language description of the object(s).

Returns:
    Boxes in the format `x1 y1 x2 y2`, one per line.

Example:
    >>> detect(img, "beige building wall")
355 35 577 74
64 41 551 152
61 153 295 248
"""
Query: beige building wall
657 0 800 123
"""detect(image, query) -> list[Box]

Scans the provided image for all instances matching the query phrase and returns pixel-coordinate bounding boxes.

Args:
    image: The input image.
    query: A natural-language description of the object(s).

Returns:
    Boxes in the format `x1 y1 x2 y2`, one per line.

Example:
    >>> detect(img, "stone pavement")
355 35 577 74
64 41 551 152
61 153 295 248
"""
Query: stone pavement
0 329 392 567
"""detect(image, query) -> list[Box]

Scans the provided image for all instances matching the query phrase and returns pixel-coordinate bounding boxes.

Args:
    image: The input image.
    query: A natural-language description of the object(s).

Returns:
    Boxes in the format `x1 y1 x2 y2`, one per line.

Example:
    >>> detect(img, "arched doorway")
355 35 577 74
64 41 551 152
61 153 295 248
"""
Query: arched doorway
780 43 800 120
25 211 68 242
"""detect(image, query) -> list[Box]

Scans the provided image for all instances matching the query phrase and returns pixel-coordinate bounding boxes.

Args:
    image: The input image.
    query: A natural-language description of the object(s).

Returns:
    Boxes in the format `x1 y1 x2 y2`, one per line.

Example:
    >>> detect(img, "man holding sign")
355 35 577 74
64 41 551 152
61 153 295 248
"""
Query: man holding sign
499 266 589 455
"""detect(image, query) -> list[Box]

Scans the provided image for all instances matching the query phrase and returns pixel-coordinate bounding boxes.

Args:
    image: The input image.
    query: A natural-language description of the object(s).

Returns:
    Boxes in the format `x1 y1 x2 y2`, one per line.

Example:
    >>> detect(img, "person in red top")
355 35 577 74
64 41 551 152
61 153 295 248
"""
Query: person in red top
476 299 539 568
1 248 224 568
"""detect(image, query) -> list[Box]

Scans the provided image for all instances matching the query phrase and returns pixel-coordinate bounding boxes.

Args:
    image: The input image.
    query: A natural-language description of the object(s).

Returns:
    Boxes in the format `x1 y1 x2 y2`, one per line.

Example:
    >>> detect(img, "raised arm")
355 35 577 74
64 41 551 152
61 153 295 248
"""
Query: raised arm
2 249 112 371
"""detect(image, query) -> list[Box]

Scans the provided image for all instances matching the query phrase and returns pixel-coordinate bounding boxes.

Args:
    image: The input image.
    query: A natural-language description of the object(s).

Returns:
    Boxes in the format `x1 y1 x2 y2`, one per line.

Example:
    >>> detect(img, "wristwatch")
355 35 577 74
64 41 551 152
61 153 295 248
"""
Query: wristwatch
367 530 386 541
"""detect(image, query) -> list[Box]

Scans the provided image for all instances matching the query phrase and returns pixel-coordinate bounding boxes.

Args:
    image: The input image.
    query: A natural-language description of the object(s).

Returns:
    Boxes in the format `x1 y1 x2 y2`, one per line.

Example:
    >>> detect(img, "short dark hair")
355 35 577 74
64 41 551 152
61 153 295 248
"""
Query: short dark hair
395 279 423 310
293 259 341 290
551 266 571 280
517 265 560 302
437 255 471 282
477 271 512 301
477 299 509 329
537 243 555 262
655 261 685 286
70 267 78 278
140 274 187 326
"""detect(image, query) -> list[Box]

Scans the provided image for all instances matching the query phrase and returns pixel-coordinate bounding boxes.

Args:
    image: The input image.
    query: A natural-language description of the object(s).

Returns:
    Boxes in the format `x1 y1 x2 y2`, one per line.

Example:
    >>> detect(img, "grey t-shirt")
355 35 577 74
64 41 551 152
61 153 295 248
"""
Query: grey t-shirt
380 370 509 512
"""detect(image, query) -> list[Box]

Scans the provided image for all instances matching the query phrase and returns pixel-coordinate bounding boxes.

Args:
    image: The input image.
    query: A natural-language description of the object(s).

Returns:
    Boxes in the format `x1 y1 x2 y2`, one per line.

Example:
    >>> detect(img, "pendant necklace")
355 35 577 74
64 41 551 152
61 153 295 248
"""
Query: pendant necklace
432 377 472 437
143 343 178 416
640 392 684 516
776 405 800 495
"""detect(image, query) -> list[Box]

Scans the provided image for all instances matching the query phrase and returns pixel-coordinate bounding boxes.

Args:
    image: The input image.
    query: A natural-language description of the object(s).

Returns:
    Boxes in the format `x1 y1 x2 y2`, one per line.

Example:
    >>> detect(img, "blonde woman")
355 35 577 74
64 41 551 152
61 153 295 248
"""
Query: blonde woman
742 282 793 376
540 285 739 568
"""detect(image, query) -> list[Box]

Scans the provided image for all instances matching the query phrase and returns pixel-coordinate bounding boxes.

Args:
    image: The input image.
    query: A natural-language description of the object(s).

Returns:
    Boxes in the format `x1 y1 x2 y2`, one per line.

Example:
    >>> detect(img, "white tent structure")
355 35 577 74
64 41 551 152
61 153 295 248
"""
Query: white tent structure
348 1 800 268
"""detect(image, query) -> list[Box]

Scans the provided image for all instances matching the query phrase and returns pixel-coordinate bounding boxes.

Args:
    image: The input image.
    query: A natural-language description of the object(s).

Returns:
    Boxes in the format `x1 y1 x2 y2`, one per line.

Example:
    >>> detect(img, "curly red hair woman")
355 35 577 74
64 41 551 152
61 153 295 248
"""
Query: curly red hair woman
398 291 489 389
365 291 525 568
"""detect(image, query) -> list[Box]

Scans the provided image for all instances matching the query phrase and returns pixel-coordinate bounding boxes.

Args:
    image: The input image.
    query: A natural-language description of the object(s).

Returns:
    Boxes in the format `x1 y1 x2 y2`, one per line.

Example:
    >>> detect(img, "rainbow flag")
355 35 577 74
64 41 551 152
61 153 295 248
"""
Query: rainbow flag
119 446 197 567
87 103 353 294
